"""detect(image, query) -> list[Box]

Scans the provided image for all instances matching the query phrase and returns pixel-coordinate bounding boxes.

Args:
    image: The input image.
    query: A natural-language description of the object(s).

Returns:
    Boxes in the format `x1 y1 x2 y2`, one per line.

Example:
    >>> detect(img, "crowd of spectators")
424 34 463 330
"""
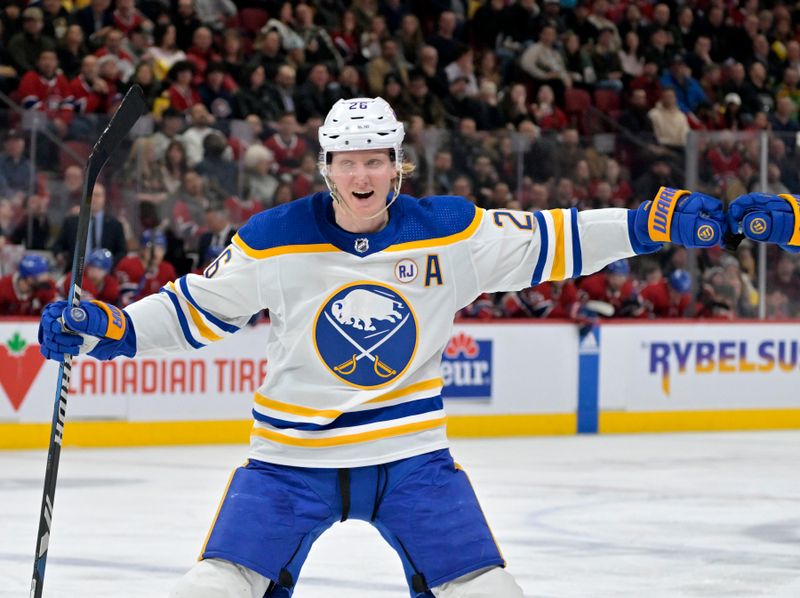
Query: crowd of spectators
1 0 800 319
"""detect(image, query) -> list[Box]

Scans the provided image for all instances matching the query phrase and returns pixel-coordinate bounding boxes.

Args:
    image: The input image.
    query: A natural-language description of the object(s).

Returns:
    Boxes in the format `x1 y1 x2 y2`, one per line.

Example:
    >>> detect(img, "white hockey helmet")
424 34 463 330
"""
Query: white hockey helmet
318 97 405 174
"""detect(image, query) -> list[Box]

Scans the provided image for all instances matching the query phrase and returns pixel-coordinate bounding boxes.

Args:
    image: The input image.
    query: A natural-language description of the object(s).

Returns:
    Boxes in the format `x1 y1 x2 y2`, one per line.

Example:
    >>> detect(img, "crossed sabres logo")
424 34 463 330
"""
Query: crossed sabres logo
314 283 418 389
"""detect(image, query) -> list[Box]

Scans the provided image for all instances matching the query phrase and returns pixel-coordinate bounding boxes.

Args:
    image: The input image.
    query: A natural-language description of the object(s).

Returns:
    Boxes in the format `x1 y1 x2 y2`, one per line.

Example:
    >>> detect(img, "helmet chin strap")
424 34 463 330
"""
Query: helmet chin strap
324 168 403 223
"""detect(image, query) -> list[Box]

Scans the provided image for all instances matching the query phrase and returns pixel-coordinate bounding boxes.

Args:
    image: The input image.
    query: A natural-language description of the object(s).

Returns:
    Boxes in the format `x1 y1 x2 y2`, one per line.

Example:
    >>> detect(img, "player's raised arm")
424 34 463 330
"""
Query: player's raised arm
38 219 274 361
461 186 725 299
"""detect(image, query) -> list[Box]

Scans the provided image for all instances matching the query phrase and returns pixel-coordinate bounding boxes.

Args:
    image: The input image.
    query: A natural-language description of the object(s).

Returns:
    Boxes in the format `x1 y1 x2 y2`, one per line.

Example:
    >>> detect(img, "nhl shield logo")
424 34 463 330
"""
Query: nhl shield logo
354 238 369 253
314 282 418 388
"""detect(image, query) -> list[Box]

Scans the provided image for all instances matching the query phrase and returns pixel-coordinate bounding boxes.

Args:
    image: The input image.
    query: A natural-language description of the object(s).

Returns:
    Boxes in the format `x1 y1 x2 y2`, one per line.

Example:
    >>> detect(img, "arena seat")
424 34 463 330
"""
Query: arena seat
239 8 269 35
564 88 592 134
58 140 92 173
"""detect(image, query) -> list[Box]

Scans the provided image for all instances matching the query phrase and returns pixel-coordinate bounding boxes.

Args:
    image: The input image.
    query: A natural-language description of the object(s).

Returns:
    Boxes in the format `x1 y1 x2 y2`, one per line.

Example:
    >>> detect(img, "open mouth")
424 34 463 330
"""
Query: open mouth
352 190 375 200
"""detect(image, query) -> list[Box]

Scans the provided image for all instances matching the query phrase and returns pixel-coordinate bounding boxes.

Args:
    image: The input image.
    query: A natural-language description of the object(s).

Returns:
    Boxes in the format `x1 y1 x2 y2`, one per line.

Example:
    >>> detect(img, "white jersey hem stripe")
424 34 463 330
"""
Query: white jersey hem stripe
251 414 447 447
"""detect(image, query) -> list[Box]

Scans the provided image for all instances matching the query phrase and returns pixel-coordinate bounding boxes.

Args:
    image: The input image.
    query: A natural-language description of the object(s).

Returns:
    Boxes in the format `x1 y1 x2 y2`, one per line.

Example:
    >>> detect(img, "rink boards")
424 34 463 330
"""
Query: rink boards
1 319 799 448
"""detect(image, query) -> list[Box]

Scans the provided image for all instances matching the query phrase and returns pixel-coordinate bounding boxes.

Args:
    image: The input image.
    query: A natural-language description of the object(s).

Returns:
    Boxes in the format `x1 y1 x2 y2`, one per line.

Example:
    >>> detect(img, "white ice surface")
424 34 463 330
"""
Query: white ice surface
1 432 799 597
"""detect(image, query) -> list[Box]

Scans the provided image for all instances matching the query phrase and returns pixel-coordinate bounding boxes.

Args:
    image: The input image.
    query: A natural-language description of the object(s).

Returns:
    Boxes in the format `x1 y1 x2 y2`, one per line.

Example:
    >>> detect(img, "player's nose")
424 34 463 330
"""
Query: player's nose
351 165 370 181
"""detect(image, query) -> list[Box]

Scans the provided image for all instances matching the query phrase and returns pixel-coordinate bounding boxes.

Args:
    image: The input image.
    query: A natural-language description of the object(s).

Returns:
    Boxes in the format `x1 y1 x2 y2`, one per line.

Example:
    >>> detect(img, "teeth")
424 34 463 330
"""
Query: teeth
353 191 374 199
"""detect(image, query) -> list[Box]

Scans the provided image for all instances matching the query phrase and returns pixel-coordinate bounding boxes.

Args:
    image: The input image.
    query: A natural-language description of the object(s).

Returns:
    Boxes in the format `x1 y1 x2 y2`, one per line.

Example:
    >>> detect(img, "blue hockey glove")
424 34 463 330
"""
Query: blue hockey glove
630 187 724 251
727 193 800 253
38 300 136 361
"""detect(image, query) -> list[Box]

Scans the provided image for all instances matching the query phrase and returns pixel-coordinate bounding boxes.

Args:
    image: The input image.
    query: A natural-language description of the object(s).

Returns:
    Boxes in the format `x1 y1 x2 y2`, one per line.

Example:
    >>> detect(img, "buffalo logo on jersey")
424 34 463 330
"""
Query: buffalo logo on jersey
314 283 418 388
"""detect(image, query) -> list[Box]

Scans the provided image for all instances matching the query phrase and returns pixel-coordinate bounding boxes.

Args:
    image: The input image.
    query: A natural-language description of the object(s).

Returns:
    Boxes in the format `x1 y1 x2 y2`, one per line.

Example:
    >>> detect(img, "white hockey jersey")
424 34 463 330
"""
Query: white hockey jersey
127 193 641 467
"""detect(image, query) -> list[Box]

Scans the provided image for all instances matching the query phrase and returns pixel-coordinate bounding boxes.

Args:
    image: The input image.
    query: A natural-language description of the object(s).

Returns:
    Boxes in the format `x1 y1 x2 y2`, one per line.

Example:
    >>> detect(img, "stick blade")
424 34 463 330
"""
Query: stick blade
93 85 146 158
584 300 616 317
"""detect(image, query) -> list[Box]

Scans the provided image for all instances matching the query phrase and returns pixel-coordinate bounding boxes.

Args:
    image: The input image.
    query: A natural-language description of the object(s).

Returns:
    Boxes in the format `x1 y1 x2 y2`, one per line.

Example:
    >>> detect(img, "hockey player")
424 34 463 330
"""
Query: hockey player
115 230 176 306
57 249 120 305
0 254 55 315
40 98 731 597
577 258 641 317
640 269 693 318
500 279 580 319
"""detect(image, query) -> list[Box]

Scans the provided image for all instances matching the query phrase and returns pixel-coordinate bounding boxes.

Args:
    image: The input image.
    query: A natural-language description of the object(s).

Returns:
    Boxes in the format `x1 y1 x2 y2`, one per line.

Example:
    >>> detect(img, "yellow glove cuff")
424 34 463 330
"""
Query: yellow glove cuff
90 300 126 341
647 187 691 243
777 194 800 246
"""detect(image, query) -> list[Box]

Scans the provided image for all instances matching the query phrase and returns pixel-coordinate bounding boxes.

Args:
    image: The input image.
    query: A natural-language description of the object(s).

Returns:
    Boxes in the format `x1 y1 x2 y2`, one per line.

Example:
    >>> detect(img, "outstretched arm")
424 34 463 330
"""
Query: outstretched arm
39 239 271 361
460 187 724 304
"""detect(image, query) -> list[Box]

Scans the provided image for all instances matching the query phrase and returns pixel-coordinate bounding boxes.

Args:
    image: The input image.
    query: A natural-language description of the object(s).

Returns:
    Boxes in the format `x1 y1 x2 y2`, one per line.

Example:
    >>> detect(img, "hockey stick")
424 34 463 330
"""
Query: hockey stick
30 85 146 598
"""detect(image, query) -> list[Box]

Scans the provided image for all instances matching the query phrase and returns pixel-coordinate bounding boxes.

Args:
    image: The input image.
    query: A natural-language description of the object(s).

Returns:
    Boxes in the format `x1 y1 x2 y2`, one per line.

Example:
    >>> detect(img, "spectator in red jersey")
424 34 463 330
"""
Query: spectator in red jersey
0 253 56 316
641 269 693 318
629 61 663 109
578 259 642 317
57 248 120 305
70 54 112 115
94 27 134 82
531 84 568 132
223 194 262 229
291 152 321 199
601 158 633 207
706 134 742 178
162 60 201 113
115 229 176 306
7 6 56 74
265 112 307 175
112 0 149 37
332 10 360 65
17 48 73 136
186 26 222 87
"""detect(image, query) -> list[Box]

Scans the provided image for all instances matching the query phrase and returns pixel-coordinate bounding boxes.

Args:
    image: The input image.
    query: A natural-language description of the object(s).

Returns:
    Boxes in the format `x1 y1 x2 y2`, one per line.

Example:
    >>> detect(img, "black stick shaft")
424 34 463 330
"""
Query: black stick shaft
30 85 145 598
